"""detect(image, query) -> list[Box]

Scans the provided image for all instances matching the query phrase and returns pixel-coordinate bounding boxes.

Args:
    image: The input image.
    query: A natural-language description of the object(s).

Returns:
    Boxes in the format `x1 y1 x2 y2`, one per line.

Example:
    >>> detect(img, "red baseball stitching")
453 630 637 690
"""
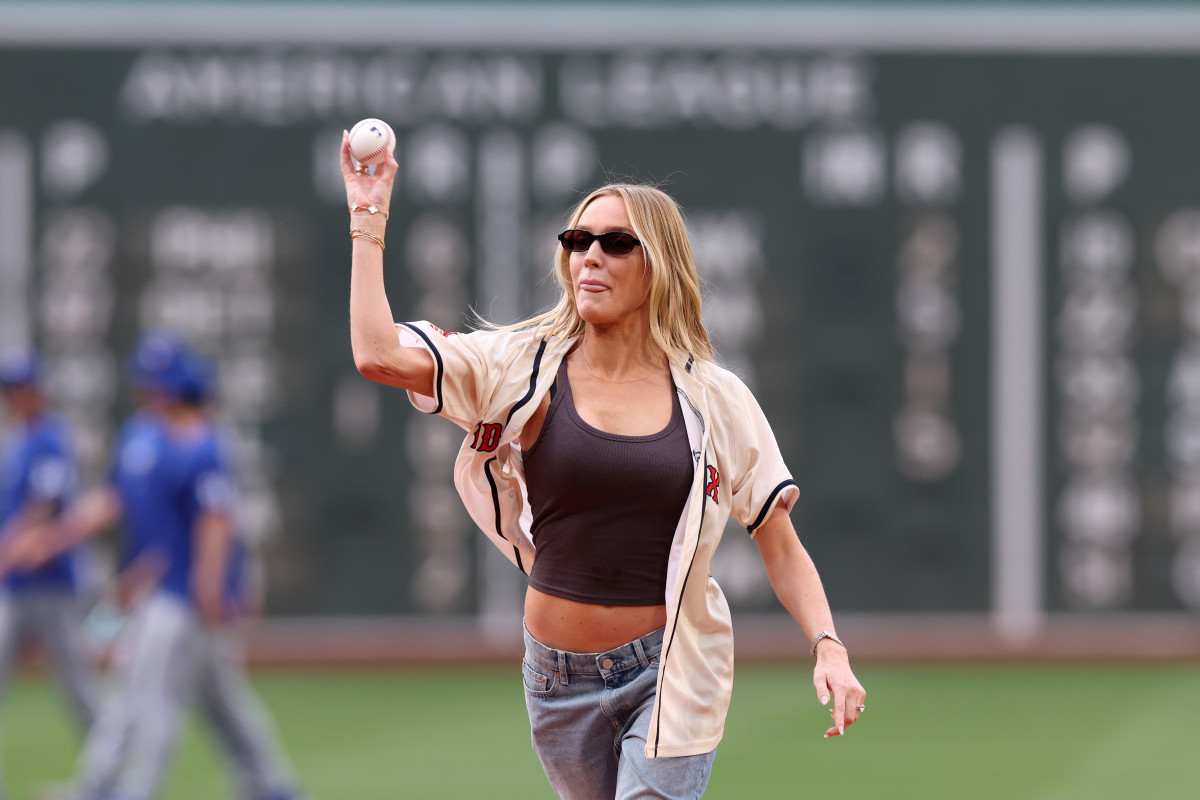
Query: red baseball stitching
350 121 394 164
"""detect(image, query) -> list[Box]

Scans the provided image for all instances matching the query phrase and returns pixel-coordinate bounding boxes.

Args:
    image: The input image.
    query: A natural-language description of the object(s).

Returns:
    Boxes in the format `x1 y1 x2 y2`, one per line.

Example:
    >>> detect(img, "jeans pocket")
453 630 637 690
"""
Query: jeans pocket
522 658 556 696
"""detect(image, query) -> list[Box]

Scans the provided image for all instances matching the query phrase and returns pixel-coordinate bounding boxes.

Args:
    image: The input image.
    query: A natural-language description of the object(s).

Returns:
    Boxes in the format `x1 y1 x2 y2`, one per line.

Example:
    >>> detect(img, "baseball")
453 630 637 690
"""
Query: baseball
348 118 395 166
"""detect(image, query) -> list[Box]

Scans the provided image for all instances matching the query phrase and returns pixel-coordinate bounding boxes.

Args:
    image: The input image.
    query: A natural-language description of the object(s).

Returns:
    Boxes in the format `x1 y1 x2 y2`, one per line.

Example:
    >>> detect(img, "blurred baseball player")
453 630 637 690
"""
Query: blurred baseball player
0 349 101 799
18 333 301 800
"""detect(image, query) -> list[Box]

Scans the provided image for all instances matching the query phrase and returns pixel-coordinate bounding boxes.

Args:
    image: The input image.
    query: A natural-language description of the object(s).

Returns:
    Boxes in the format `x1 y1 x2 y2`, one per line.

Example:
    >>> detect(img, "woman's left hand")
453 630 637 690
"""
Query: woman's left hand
750 509 869 738
813 646 867 738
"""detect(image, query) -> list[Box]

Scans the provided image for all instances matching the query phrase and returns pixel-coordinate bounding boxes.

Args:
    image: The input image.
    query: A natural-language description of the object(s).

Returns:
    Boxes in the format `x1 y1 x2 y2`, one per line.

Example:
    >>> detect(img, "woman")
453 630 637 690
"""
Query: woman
342 133 866 799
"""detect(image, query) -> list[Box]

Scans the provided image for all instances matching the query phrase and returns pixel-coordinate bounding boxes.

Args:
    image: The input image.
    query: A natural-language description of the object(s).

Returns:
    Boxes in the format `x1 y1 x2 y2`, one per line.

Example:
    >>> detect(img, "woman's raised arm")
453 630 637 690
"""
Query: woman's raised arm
342 130 435 395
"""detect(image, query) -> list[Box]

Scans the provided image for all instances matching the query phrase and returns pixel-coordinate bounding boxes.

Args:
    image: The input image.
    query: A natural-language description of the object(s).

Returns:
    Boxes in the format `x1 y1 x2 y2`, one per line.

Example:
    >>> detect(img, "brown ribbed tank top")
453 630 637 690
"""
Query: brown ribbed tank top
523 357 693 606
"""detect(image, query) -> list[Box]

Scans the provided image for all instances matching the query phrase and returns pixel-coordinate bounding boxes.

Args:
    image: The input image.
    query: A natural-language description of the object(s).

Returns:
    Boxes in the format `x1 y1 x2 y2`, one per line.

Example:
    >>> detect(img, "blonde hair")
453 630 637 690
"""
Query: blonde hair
489 183 714 366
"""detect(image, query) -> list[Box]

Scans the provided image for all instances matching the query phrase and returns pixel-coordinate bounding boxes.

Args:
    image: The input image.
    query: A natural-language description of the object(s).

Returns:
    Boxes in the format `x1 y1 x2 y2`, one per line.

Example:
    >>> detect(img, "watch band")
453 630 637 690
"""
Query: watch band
810 630 846 658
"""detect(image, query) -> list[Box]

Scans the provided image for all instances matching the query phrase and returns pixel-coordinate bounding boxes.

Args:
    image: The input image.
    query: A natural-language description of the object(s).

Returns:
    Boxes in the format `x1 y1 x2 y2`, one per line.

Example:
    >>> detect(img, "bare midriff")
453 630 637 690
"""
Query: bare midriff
524 586 667 653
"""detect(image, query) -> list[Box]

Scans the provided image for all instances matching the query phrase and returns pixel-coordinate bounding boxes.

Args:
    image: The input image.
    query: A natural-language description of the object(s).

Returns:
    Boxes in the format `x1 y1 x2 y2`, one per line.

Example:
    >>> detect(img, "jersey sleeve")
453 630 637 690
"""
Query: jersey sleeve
396 321 510 431
27 453 73 505
107 418 142 487
189 441 238 515
25 426 75 506
727 382 800 535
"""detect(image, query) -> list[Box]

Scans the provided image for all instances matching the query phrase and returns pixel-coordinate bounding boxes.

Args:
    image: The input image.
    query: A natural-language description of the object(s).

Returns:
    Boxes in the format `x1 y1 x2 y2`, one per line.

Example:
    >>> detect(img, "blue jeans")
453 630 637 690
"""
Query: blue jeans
522 624 717 800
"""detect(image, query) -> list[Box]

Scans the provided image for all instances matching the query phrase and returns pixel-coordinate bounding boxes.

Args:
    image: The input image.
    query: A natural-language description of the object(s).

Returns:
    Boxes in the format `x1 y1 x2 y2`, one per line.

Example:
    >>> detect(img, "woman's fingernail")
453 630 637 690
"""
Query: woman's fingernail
821 695 829 705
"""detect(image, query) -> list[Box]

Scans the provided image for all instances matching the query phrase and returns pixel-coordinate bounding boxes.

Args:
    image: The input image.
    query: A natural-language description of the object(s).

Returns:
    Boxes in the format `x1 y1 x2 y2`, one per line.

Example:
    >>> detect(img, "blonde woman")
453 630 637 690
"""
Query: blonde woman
342 135 866 799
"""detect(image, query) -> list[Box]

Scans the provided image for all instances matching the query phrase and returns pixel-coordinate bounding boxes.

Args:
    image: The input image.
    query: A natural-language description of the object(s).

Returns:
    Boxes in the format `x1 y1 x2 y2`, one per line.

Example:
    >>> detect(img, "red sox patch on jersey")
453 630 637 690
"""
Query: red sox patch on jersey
471 421 503 453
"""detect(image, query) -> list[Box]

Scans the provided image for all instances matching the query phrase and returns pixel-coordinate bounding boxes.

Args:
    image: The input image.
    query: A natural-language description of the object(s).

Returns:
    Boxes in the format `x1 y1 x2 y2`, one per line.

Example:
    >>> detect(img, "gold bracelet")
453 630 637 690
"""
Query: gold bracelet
350 228 386 250
350 203 389 219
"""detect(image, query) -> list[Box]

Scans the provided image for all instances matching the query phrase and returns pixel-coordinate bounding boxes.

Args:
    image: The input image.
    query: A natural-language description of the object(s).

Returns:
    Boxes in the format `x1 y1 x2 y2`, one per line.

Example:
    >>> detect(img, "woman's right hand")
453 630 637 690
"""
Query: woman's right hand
340 130 398 218
344 126 436 395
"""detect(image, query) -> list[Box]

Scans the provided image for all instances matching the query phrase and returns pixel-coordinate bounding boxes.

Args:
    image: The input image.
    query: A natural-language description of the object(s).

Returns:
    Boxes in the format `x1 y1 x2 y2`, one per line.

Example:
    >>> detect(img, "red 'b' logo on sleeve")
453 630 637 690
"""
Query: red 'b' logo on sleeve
705 465 720 503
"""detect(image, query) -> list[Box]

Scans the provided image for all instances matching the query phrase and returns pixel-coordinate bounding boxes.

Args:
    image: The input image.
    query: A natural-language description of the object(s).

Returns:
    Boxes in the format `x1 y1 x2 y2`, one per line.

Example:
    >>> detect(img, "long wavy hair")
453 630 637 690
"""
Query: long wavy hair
492 183 714 366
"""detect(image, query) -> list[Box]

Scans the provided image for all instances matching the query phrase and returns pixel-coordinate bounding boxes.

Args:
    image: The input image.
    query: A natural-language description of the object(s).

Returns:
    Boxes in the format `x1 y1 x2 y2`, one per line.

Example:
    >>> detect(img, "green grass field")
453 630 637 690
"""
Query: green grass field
3 663 1198 800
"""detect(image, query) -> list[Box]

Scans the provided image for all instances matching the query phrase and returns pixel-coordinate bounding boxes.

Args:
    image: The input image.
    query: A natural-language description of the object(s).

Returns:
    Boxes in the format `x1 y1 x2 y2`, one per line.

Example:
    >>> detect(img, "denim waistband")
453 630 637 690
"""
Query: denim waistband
523 623 664 681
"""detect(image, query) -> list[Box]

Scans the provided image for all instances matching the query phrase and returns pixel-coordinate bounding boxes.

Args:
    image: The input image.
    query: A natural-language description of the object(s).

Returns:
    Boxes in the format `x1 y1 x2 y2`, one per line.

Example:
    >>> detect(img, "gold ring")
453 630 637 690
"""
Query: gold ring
355 165 369 175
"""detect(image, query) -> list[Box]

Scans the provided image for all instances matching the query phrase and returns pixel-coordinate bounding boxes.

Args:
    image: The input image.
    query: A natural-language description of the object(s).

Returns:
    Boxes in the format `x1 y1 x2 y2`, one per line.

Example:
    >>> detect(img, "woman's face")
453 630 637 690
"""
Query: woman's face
569 195 652 329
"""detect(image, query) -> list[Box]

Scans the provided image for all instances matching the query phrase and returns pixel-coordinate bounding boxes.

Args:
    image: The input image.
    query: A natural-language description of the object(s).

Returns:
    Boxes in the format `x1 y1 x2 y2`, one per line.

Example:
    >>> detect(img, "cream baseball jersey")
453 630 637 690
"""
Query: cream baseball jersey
397 320 798 758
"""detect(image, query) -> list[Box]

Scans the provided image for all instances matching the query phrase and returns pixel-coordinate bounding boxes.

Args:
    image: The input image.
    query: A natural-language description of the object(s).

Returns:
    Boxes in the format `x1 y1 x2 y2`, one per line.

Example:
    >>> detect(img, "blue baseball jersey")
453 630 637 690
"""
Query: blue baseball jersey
111 413 246 611
160 423 245 608
110 412 173 569
1 412 79 591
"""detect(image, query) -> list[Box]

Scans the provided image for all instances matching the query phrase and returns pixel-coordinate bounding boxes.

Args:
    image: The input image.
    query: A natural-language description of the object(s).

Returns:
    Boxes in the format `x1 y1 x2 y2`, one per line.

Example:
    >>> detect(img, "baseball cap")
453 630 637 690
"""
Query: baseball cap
0 348 42 389
161 349 214 404
127 329 187 390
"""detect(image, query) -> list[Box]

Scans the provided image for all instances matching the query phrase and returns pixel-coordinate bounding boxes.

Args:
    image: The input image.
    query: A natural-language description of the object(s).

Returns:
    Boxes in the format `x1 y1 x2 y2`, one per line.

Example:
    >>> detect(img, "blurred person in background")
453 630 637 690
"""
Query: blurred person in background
14 333 301 800
0 349 101 800
342 137 866 798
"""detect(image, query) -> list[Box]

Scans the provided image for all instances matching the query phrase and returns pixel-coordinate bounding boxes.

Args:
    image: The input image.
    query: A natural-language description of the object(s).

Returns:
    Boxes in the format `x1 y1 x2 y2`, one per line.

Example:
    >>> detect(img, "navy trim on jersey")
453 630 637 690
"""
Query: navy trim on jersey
652 451 709 757
504 339 547 428
486 340 544 574
747 479 799 534
397 322 445 415
484 456 525 574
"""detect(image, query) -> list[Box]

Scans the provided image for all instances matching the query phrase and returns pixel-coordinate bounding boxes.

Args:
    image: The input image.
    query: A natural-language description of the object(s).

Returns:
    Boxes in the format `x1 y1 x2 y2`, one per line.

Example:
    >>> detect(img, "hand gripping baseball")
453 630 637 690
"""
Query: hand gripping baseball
341 130 398 220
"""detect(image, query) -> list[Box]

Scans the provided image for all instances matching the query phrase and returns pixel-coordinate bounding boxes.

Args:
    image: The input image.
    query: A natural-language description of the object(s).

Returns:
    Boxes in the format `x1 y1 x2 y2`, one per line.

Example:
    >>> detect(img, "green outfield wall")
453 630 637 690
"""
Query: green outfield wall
2 4 1199 635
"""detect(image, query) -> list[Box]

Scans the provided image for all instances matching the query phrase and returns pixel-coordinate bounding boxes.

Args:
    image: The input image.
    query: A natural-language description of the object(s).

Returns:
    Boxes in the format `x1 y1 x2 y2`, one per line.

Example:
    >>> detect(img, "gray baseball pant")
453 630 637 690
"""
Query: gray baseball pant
75 591 296 800
0 587 101 793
